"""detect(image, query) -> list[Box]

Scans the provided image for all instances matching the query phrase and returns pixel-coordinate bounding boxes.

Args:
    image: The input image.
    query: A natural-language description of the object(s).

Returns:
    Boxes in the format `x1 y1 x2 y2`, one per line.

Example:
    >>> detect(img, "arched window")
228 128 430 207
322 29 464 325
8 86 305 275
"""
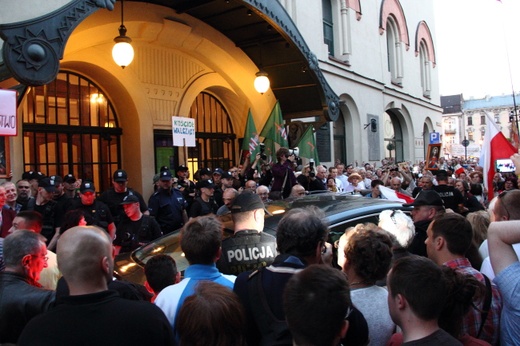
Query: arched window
153 92 236 175
415 21 435 98
419 41 431 97
20 71 122 192
386 17 403 85
189 92 236 171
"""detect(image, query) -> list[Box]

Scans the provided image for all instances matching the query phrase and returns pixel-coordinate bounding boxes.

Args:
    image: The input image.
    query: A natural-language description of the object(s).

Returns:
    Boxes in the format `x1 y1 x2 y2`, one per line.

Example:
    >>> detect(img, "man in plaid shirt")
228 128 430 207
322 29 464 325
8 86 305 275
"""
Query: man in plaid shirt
425 213 502 345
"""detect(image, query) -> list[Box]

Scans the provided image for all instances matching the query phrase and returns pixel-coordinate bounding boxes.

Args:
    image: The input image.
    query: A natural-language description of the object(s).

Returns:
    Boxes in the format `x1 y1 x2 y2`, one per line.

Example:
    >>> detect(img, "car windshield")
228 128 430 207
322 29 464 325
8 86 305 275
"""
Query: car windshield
132 231 190 271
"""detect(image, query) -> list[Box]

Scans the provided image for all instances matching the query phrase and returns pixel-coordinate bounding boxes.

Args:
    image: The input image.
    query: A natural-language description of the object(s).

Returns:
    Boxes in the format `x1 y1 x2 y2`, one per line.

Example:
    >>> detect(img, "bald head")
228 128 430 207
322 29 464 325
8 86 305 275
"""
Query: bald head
390 178 402 191
57 226 113 291
223 188 238 207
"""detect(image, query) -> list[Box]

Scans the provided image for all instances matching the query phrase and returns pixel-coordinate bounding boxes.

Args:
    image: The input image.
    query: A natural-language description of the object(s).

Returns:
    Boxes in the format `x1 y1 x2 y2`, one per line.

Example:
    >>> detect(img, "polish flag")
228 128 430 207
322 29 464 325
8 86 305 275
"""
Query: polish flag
480 113 516 201
379 185 415 204
454 164 465 176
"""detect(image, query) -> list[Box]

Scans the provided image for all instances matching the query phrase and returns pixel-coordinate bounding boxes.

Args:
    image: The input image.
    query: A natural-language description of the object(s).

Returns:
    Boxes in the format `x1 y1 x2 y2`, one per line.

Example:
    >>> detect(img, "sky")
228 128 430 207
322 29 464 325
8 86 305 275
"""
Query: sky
434 0 520 99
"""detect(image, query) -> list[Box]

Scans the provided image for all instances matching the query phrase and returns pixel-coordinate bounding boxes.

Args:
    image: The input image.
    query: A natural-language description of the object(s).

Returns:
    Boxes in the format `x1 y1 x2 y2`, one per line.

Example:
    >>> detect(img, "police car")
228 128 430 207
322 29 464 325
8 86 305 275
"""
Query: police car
114 193 411 284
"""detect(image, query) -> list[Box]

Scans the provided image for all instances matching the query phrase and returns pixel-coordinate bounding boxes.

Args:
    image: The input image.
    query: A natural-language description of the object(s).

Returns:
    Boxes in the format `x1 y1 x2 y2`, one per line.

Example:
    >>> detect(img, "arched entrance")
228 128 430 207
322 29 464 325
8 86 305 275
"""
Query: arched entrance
383 110 404 162
20 71 122 192
153 92 236 174
189 92 236 171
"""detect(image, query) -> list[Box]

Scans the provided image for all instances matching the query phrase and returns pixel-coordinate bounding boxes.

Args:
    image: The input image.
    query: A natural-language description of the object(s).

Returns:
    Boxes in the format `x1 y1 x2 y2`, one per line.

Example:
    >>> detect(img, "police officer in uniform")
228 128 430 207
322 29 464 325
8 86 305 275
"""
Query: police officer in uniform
25 177 61 245
176 164 196 211
113 195 162 255
148 170 188 235
432 170 464 214
98 169 148 228
68 181 116 239
216 191 277 275
189 180 219 218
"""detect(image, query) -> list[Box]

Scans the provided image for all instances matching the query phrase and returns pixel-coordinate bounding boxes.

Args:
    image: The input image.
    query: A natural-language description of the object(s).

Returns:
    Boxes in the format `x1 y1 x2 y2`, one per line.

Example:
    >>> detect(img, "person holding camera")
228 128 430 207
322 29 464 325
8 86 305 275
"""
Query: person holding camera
269 147 297 200
297 161 327 192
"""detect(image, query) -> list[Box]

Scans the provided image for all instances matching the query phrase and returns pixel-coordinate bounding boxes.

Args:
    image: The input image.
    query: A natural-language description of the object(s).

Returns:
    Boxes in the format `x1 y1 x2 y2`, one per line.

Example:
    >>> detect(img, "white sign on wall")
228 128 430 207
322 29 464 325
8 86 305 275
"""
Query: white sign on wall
0 90 17 136
172 116 196 147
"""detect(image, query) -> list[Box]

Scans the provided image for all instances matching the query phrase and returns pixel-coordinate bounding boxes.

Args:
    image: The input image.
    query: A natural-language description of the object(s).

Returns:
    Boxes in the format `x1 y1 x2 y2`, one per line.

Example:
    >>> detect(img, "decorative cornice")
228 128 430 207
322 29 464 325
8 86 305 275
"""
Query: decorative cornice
243 0 340 121
0 0 115 86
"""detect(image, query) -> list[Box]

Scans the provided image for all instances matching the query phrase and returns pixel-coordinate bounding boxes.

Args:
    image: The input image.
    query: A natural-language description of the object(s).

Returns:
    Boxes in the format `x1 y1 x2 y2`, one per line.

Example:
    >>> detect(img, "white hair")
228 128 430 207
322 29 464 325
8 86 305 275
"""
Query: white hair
378 210 415 248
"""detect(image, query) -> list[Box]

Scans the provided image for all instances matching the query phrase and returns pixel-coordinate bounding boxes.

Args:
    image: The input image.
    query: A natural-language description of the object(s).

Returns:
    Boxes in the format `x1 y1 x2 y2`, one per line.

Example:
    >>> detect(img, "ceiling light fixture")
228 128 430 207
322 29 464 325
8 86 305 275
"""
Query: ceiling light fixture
254 42 270 94
254 69 270 94
112 0 134 68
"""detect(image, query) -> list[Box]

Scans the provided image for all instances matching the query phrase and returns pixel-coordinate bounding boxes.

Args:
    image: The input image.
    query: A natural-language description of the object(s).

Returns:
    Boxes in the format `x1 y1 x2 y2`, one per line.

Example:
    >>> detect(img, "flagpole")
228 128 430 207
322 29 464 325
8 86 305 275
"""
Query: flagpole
498 0 520 136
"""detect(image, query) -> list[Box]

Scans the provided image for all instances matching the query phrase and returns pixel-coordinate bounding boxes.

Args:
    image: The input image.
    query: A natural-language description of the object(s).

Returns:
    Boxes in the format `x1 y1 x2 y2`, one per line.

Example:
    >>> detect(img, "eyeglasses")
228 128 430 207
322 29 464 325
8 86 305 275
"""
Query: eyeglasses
17 186 30 189
498 190 510 219
32 254 49 262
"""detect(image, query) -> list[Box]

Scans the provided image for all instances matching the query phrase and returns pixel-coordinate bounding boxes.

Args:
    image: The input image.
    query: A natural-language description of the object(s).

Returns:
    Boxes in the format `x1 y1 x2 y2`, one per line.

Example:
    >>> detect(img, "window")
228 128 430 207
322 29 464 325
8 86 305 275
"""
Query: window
419 42 431 97
467 116 473 126
386 16 403 85
495 114 500 123
21 71 121 192
481 115 486 125
153 93 236 174
322 0 334 55
468 132 473 141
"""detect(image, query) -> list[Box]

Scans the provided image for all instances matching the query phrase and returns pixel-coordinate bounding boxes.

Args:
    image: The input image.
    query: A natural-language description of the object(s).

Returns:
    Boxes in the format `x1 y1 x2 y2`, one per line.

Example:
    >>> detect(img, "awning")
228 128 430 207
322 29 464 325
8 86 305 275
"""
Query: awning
0 0 339 121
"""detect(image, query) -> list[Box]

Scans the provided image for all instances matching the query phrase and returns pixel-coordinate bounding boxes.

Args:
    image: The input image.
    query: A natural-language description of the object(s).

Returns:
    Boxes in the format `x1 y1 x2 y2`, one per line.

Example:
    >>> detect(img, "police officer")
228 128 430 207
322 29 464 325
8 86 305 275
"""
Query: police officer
68 181 116 239
216 191 277 275
113 195 162 255
25 177 61 245
148 170 188 235
62 174 78 199
176 165 196 210
98 169 148 227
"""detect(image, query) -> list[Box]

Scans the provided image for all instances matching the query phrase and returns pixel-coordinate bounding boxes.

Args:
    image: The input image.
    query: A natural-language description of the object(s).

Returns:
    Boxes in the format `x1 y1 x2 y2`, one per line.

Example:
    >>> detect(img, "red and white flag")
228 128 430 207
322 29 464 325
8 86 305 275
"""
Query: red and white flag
454 164 465 176
379 185 415 204
480 113 516 201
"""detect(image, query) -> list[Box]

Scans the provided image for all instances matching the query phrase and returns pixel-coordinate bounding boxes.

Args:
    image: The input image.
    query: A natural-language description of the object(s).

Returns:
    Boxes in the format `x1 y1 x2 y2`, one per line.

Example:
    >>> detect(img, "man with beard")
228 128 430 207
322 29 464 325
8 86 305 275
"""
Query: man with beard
16 179 33 210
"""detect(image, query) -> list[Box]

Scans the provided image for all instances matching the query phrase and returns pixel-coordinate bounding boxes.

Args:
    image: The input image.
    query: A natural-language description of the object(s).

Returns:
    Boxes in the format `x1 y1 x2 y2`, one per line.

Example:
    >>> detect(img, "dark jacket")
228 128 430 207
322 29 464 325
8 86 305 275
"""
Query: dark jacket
408 219 431 257
0 207 17 238
0 271 55 344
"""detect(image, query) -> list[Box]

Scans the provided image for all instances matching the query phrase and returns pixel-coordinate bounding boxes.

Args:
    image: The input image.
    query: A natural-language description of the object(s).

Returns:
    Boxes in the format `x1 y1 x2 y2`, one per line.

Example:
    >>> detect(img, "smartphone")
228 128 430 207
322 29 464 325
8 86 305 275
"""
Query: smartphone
495 159 516 173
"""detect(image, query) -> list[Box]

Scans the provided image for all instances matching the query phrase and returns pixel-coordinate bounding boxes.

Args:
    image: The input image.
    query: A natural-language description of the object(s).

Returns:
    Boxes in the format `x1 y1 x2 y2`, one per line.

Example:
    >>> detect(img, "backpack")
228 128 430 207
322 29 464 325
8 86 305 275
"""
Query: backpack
246 269 293 346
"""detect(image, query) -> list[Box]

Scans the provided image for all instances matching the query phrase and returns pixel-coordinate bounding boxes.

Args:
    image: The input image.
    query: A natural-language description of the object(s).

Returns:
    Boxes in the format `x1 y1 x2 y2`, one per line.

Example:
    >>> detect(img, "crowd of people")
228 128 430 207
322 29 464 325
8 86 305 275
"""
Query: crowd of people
0 148 520 345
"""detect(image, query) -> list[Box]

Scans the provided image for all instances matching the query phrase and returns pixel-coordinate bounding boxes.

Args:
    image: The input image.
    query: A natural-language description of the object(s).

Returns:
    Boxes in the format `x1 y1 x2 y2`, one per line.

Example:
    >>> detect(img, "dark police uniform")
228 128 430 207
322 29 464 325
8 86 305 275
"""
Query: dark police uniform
69 199 114 232
216 230 277 276
189 196 219 218
433 185 464 213
98 188 147 227
113 215 162 253
177 177 196 209
26 199 60 244
148 188 187 235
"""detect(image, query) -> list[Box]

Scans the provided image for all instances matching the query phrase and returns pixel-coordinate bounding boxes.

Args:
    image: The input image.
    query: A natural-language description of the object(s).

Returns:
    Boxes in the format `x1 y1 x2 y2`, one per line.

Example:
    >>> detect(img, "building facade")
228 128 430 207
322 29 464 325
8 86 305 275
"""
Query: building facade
0 0 442 197
441 93 520 159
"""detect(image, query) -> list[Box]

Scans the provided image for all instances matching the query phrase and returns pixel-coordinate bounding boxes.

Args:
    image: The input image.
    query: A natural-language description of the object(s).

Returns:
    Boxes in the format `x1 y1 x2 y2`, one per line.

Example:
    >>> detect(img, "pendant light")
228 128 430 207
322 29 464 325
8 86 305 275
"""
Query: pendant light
112 0 134 68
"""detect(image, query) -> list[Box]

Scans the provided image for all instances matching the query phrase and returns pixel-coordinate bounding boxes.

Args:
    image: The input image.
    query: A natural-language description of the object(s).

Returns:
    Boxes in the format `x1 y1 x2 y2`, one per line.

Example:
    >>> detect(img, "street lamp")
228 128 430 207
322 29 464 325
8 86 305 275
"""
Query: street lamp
112 0 134 68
